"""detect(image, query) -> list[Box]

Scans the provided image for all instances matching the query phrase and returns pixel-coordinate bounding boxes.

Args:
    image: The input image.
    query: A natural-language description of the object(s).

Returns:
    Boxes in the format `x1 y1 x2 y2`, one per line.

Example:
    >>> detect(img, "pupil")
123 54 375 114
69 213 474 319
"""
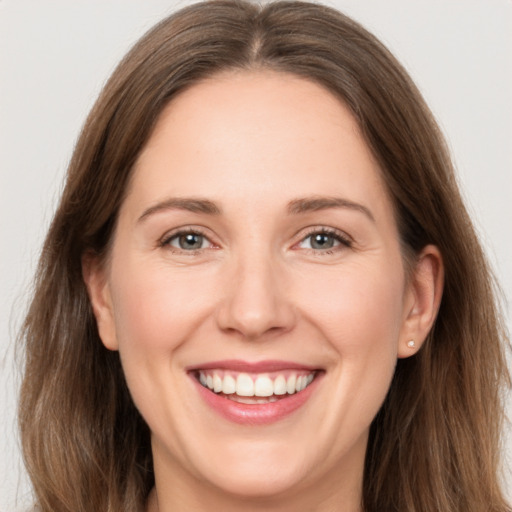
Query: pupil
311 233 333 249
179 233 202 250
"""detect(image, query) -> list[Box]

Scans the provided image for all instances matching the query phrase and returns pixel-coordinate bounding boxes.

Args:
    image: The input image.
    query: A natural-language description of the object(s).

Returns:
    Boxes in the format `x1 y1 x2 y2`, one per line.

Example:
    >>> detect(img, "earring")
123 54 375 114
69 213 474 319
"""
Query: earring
407 340 416 348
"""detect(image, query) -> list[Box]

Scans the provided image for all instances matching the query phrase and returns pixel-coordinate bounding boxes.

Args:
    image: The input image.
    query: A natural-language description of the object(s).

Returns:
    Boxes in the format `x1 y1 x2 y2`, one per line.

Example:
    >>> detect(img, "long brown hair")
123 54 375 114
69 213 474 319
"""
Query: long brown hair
18 1 510 510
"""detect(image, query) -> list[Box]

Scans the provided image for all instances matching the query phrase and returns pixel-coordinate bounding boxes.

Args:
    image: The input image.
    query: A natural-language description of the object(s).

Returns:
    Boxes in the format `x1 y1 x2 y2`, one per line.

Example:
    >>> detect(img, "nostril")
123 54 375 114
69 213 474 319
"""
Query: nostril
215 297 297 340
214 261 297 339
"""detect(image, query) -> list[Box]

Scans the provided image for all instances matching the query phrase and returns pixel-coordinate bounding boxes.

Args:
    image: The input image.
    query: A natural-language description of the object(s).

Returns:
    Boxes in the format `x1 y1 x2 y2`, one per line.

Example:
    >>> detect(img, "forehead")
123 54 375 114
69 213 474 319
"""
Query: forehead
126 70 393 223
139 69 368 168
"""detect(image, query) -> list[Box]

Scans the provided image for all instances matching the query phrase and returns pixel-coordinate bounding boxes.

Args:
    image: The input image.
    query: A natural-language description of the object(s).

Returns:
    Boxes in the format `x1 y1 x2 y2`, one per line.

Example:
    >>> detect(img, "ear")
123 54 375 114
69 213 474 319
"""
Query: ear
82 252 119 351
398 244 444 358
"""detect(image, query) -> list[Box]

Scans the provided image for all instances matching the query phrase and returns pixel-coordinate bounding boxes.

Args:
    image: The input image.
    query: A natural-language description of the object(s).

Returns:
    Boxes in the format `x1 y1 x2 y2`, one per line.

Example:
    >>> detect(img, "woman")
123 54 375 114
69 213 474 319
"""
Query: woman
18 1 510 511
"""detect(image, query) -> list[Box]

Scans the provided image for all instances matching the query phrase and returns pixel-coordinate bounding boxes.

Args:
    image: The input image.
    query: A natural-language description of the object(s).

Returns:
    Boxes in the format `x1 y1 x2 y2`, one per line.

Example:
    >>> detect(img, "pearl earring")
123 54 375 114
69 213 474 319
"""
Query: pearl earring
407 340 416 348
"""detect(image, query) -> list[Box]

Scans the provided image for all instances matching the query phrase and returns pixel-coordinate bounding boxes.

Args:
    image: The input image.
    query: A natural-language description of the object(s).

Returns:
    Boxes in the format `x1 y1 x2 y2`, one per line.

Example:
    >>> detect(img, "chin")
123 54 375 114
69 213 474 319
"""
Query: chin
174 435 311 499
203 462 307 500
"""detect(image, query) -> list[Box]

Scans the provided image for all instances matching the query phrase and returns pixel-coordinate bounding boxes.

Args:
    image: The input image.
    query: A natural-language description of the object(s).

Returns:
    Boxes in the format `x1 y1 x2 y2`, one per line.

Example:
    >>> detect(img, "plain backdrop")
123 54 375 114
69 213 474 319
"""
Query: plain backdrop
1 1 511 510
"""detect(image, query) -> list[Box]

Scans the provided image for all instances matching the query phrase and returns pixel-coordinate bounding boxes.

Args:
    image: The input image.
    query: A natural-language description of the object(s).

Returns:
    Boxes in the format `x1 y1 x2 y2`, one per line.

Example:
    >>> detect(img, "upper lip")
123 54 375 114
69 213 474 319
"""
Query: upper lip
187 359 320 373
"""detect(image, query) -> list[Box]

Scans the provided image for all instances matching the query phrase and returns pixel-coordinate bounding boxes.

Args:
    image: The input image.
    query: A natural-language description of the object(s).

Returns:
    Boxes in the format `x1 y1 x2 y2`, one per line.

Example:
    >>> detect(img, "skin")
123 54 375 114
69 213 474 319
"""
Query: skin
84 70 443 512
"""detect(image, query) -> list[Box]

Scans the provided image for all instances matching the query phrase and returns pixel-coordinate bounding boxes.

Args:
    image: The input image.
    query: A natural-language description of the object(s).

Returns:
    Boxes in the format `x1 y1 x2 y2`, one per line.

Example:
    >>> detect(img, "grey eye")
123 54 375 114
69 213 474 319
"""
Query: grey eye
170 232 207 250
301 232 340 250
310 233 335 249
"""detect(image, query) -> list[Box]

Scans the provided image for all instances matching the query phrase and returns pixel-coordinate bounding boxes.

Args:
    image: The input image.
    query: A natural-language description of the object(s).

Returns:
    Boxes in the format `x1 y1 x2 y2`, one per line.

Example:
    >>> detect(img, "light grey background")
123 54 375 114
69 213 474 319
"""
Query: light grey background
1 1 511 510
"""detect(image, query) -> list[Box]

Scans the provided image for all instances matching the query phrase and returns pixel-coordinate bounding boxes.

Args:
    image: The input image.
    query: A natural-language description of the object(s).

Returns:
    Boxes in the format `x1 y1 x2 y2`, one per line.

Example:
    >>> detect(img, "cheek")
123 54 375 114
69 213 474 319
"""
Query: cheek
300 262 405 347
293 256 406 408
299 261 405 435
106 258 218 430
109 259 217 353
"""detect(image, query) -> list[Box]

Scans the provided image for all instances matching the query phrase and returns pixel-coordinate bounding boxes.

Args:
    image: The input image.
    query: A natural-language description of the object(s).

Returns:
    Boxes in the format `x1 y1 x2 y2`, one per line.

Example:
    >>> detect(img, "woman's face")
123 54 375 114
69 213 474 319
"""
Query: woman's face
88 70 433 506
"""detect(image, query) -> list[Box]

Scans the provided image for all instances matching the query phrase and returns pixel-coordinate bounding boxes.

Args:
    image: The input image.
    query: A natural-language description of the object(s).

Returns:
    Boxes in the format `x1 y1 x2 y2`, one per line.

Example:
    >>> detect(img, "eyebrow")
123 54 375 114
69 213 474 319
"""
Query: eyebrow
138 197 221 222
137 195 374 223
287 196 375 222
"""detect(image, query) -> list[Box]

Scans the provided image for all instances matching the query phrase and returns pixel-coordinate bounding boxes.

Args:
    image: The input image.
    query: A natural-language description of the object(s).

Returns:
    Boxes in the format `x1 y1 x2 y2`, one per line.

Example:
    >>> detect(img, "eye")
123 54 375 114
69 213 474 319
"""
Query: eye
163 231 211 251
297 229 351 251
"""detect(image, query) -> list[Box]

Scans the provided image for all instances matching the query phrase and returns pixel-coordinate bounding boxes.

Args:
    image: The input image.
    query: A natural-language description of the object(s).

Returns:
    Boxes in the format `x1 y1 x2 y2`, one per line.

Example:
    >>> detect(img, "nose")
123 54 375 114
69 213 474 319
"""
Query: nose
215 253 296 340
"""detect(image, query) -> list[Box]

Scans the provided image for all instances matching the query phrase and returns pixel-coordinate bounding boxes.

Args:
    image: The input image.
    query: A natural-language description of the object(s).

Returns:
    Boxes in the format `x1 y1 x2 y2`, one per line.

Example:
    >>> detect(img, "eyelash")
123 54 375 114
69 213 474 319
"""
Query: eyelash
159 226 352 255
295 226 352 255
159 228 213 254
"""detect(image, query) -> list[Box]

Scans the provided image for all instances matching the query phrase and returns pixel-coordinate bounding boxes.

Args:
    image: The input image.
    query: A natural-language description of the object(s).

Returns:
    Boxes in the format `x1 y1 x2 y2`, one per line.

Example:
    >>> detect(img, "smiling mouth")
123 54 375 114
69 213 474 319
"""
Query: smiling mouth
193 369 318 404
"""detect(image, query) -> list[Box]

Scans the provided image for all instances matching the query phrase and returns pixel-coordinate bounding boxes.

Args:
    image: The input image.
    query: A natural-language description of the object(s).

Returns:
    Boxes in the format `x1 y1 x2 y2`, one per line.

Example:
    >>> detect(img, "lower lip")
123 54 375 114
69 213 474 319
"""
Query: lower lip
191 373 322 425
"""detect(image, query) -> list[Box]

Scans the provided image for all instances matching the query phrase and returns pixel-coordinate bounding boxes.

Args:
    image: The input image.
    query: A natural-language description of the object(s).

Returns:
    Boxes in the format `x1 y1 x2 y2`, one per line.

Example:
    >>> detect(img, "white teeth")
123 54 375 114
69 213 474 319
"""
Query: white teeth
286 374 296 394
213 373 223 393
299 376 310 391
222 374 236 394
254 375 273 397
236 373 254 396
230 395 280 404
198 370 316 397
273 375 287 395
